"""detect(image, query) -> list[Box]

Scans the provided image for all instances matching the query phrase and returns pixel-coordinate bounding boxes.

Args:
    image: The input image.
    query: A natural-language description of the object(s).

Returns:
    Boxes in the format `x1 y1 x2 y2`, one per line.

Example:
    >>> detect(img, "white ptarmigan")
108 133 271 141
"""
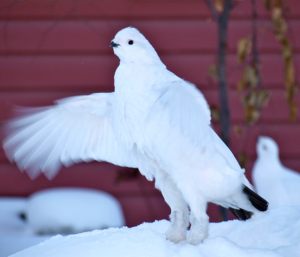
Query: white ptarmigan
3 27 268 244
253 136 300 208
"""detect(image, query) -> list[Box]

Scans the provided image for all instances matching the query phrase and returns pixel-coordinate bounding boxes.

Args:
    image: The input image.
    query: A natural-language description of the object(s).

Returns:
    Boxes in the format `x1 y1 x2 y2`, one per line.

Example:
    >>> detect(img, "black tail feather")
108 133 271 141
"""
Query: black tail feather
243 186 269 212
229 208 253 220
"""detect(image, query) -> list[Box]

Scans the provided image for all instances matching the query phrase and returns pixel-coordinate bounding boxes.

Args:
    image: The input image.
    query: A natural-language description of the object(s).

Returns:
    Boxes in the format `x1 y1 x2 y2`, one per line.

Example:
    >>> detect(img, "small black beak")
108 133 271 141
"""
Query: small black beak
110 41 120 48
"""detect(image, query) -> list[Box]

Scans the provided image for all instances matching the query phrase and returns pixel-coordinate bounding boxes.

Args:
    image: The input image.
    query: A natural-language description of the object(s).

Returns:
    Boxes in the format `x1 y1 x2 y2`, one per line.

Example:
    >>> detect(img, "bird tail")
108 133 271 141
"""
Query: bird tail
243 185 268 212
229 207 252 220
229 186 268 221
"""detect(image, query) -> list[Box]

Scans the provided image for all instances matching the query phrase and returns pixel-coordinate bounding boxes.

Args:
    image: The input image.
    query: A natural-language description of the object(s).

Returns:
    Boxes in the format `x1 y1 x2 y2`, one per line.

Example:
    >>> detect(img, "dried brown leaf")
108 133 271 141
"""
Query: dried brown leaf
244 66 258 87
214 0 224 12
272 7 282 20
289 101 298 121
237 79 246 91
264 0 271 10
256 90 269 107
237 37 252 63
273 0 283 8
285 61 295 87
210 105 220 122
208 64 219 80
237 152 248 168
233 125 243 136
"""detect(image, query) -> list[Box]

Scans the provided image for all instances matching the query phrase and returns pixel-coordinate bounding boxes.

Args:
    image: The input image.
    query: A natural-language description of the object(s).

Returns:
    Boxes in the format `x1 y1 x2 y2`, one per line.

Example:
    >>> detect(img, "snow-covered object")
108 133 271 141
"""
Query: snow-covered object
0 197 26 233
3 27 268 244
253 136 300 208
26 188 124 234
9 207 300 257
0 197 48 257
0 197 26 215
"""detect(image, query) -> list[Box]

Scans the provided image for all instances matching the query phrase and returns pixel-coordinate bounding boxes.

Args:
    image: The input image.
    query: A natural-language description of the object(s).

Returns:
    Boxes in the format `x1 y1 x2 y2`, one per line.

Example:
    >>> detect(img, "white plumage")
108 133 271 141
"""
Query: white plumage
4 94 138 179
3 27 268 244
253 136 300 208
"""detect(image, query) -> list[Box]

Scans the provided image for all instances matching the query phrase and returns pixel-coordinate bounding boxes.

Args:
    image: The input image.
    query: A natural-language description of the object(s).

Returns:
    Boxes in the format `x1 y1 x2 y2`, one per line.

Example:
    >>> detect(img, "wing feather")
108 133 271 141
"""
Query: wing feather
145 80 244 176
147 81 211 145
3 93 138 179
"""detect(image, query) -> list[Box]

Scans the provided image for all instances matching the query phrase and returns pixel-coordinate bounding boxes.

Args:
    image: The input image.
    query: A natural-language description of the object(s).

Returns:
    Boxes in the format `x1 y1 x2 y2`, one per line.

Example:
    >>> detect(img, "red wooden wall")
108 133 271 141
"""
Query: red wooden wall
0 0 299 226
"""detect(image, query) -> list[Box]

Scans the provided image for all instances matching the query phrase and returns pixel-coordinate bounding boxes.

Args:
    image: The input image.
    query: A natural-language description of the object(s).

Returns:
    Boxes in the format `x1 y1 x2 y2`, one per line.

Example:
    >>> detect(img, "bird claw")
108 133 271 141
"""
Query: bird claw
186 229 207 245
166 227 186 243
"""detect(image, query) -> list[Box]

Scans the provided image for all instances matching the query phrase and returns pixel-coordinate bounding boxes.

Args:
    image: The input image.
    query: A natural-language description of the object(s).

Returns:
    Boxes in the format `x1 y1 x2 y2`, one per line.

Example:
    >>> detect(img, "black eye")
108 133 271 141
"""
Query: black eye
128 40 134 45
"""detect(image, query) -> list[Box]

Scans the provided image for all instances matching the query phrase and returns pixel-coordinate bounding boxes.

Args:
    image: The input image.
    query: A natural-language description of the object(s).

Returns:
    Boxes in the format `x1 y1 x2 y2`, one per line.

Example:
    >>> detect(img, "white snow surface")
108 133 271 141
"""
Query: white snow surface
0 189 124 257
10 207 300 257
0 198 26 234
0 197 48 257
27 188 124 234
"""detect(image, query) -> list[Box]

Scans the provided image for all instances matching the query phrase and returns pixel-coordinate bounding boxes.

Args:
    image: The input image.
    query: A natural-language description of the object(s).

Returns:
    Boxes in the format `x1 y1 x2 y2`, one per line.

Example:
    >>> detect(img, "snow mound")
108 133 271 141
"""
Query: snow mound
27 188 125 234
0 197 26 234
0 197 47 257
10 207 300 257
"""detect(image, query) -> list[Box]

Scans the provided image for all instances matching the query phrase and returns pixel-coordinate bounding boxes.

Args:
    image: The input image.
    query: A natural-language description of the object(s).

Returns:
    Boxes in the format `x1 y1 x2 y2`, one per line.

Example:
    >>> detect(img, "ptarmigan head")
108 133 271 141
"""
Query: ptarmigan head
110 27 164 66
257 136 279 159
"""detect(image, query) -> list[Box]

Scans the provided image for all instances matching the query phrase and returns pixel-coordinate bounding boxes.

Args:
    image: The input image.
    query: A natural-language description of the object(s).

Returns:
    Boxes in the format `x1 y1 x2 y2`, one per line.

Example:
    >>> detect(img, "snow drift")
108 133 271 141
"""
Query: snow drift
26 188 124 234
0 188 124 257
10 207 300 257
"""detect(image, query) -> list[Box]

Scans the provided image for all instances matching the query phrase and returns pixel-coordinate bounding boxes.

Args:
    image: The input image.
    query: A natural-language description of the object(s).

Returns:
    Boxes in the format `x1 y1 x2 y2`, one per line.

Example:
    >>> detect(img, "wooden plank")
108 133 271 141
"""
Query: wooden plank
0 20 216 54
0 162 157 195
0 159 299 226
201 124 300 163
0 156 299 191
1 54 299 90
118 195 169 227
0 55 117 90
0 20 299 55
121 195 257 226
205 89 300 123
0 89 299 123
229 124 300 159
0 0 298 20
0 0 299 218
164 54 296 88
1 122 300 164
238 157 300 175
0 0 208 19
228 20 300 54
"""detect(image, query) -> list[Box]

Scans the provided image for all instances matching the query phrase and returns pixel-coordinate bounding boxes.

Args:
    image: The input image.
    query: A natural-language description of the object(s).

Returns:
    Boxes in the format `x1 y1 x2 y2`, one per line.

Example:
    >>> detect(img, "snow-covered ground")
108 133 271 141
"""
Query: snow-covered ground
26 188 124 234
0 188 125 257
0 197 47 257
8 207 300 257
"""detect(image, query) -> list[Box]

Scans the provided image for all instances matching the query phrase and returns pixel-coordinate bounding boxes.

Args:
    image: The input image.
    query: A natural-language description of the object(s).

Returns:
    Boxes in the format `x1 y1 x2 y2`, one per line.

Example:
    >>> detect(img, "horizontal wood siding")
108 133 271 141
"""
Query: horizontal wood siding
0 0 299 225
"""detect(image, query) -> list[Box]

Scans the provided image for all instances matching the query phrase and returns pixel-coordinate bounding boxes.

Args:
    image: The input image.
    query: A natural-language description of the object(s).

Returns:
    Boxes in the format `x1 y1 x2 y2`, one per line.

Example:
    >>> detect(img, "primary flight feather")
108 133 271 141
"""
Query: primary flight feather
3 27 268 244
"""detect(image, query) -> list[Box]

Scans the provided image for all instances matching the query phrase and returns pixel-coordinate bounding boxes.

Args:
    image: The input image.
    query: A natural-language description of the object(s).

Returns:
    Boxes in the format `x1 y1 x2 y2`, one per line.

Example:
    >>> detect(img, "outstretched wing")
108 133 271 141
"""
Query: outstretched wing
3 93 138 179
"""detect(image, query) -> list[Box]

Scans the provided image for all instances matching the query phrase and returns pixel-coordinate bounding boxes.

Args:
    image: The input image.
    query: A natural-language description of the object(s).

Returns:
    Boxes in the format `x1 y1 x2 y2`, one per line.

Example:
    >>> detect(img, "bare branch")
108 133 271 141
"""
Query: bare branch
204 0 219 21
208 0 234 221
215 0 233 146
251 0 261 87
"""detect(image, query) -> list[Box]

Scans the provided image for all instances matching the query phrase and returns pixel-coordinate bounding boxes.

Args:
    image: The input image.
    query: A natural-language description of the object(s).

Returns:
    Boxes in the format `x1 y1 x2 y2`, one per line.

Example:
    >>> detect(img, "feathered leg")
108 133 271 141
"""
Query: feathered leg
187 198 208 245
155 171 189 243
